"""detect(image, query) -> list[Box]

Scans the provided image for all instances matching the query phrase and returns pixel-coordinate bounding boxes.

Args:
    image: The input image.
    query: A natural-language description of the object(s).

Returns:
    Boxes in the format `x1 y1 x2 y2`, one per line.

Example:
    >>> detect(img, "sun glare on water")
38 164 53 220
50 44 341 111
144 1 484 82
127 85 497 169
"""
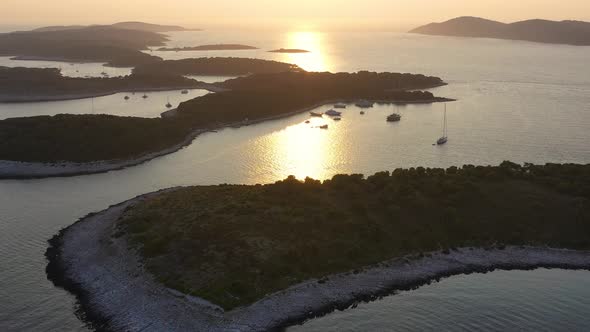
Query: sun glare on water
261 116 347 181
283 31 331 72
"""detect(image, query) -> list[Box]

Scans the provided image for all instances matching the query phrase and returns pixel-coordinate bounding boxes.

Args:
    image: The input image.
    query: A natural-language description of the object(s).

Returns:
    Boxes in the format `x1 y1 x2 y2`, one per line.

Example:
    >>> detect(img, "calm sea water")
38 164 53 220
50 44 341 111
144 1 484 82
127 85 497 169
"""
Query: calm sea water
0 89 208 120
0 30 589 331
289 269 590 332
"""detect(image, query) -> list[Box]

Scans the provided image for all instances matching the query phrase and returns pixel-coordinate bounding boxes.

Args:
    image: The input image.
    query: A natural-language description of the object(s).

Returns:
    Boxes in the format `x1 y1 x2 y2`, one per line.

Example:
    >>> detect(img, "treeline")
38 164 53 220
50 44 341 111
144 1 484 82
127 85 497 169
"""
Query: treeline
0 26 165 67
0 70 446 163
0 115 190 162
222 71 445 92
132 57 303 76
118 162 590 309
0 66 200 98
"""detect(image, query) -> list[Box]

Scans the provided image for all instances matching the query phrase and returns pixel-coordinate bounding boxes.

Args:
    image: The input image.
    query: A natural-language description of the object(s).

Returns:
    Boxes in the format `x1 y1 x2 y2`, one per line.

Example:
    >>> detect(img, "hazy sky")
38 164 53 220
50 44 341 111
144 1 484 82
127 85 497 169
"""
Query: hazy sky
3 0 590 30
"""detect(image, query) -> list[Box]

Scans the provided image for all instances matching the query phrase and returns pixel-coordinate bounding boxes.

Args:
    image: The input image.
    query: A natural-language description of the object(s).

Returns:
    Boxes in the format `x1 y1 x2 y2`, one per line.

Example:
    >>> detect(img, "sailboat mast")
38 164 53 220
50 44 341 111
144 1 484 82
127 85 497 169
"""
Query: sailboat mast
443 103 447 137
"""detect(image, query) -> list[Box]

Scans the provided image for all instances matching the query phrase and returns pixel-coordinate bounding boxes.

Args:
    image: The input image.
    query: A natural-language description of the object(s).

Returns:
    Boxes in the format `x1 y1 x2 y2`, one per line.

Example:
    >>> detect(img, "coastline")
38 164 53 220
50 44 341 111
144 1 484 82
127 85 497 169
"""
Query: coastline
46 189 590 332
0 96 453 179
0 84 224 103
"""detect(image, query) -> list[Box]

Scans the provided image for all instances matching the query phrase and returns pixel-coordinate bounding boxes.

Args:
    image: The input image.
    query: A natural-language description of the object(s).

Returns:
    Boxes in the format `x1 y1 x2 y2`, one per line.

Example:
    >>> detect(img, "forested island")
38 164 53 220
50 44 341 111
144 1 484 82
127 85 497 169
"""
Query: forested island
0 68 448 174
31 21 193 33
0 25 166 67
46 162 590 331
132 57 301 76
411 16 590 46
0 66 212 102
157 44 259 51
0 57 301 102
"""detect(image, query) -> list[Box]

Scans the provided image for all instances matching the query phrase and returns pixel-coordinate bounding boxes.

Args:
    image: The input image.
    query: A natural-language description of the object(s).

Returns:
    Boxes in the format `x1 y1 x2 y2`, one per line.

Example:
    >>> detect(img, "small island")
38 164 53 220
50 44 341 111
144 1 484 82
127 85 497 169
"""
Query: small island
268 48 311 53
157 44 259 51
0 68 449 178
46 162 590 331
410 16 590 46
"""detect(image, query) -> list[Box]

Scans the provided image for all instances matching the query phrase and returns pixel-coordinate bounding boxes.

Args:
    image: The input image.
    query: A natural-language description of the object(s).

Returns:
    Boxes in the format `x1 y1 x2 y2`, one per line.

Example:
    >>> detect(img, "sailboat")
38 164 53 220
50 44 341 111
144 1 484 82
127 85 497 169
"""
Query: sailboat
437 104 448 145
166 97 173 108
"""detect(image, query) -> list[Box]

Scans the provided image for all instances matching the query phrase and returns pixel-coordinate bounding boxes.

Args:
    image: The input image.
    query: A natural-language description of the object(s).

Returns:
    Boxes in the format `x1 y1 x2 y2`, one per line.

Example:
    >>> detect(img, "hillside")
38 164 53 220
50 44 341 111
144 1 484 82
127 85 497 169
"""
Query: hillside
32 21 191 33
0 26 165 66
410 17 590 46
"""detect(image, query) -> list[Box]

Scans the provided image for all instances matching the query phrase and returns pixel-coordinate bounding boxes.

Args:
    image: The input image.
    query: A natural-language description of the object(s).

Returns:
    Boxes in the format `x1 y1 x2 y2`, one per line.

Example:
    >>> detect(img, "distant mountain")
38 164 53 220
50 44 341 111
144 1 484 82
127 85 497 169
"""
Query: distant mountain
32 22 196 33
410 17 590 46
111 22 192 32
32 25 87 32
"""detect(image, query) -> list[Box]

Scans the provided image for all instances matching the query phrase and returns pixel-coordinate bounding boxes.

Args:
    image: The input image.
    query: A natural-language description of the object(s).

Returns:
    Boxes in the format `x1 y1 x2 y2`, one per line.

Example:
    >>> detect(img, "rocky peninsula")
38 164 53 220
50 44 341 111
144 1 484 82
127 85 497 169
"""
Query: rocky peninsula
46 162 590 331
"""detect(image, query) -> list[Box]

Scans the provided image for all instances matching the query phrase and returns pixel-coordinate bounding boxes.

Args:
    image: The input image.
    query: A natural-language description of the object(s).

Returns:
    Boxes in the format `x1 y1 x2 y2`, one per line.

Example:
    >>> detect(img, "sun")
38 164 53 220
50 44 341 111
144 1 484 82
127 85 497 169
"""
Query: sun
283 31 331 72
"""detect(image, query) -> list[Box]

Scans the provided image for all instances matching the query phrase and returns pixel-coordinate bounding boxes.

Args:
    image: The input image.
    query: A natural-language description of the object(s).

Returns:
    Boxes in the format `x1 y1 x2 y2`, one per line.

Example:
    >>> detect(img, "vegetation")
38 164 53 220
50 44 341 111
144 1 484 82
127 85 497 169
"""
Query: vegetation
0 26 165 66
0 70 446 163
117 162 590 310
157 45 259 51
31 21 190 33
411 16 590 46
0 67 203 101
0 115 191 162
132 57 303 76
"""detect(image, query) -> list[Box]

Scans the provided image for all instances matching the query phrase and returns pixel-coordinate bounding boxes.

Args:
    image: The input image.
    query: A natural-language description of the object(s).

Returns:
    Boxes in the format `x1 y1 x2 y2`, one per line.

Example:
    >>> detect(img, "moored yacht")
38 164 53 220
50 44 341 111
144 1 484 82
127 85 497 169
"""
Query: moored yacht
437 104 449 145
387 113 402 122
355 100 374 108
325 109 342 116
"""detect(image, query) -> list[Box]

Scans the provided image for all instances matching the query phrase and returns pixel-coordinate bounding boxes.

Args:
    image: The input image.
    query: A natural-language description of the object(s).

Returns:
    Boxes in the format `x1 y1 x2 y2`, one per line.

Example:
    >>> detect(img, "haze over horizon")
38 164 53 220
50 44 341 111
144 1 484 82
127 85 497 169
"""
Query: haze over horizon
3 0 590 31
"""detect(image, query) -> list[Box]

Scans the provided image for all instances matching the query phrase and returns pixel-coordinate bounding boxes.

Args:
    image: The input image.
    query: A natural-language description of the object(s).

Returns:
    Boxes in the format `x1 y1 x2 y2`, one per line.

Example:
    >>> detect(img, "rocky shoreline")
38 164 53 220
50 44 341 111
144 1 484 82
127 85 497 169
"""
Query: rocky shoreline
0 97 452 179
46 189 590 332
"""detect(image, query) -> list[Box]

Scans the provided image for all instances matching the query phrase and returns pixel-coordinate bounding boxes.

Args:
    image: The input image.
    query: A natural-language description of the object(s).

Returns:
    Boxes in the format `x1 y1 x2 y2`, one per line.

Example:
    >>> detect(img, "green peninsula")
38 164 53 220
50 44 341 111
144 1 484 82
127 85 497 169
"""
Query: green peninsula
117 162 590 310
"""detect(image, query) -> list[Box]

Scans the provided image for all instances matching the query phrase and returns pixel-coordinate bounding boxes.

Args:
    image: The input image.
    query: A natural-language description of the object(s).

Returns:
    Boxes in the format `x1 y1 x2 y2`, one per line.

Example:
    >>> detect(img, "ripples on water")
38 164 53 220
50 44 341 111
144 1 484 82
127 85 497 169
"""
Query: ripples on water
288 269 590 332
0 30 589 331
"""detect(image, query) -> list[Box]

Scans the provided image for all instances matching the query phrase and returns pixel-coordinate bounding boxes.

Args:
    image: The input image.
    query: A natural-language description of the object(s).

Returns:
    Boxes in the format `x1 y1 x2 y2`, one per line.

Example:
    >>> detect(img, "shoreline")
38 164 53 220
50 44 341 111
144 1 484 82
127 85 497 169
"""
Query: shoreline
0 84 224 103
0 96 453 179
46 189 590 332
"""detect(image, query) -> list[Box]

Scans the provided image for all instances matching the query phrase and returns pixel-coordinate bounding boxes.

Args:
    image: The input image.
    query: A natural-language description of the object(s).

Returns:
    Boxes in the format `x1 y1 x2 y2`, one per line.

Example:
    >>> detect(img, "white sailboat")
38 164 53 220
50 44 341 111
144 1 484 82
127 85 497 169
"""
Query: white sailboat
437 104 448 145
165 97 172 108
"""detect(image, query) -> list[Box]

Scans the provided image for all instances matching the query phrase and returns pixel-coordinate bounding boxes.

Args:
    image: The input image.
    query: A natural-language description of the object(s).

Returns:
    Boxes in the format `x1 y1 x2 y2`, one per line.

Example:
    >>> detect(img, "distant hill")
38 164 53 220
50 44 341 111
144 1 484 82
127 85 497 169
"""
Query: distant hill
410 17 590 46
111 22 193 32
0 26 165 67
32 21 195 33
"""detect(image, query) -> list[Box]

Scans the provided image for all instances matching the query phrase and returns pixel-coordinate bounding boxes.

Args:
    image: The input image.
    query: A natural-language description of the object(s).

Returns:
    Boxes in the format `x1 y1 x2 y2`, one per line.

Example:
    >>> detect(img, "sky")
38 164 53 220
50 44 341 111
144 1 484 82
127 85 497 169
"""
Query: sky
2 0 590 30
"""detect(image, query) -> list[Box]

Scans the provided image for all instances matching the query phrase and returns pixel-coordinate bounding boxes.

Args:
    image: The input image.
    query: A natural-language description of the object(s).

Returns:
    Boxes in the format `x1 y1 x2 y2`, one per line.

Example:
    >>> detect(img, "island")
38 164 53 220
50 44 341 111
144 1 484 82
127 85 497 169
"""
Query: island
0 25 166 67
269 48 311 53
0 68 449 178
31 21 196 33
157 44 259 51
0 66 217 102
410 16 590 46
0 58 300 102
46 162 590 331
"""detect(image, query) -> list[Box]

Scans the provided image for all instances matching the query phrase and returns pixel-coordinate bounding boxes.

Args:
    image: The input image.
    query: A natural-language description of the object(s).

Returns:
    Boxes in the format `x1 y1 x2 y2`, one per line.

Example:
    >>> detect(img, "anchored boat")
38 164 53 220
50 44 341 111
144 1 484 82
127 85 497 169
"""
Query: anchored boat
437 104 449 145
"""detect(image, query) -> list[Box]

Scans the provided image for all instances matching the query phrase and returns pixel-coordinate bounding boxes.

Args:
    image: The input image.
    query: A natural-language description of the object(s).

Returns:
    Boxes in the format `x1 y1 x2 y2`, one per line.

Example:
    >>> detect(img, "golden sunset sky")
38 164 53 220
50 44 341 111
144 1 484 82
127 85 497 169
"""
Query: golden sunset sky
3 0 590 29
